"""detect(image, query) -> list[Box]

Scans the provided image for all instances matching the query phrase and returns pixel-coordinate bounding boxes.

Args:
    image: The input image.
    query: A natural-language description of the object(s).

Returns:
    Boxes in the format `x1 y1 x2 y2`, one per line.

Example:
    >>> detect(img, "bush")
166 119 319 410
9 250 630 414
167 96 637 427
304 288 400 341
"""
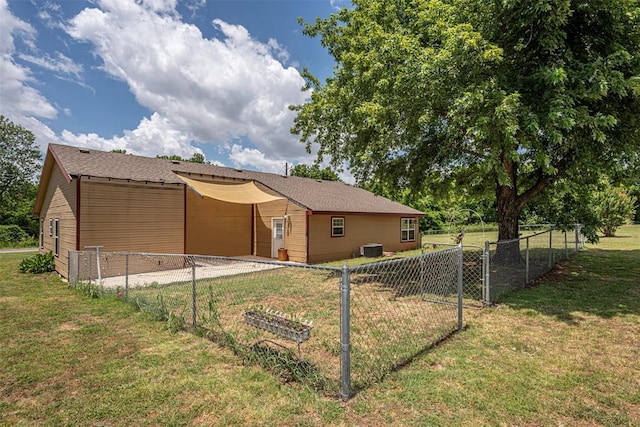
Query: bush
594 184 637 237
0 224 28 244
19 252 55 274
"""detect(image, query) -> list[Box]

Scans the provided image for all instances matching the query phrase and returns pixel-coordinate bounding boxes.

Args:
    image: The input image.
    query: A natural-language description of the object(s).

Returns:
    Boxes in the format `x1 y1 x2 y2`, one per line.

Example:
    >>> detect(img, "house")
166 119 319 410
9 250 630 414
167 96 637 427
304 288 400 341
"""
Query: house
33 143 424 278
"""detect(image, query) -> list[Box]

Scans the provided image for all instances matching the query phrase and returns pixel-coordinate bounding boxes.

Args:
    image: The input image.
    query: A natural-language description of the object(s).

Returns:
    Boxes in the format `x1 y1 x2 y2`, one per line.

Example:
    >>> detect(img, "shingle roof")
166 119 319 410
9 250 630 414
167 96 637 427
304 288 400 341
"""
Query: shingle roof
47 143 424 215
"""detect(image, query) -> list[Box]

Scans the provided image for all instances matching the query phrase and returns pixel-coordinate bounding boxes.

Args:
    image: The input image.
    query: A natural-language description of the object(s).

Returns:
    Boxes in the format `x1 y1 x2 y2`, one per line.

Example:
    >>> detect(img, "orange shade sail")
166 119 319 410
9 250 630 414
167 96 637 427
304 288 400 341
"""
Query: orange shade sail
177 175 283 204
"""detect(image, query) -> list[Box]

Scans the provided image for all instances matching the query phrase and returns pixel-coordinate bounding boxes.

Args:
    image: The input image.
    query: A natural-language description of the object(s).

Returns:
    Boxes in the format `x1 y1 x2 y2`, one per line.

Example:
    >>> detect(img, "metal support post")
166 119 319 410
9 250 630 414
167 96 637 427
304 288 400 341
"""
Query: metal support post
548 230 553 269
525 237 530 285
457 244 463 331
484 241 491 305
84 245 104 282
420 256 426 300
340 263 351 401
191 256 197 328
125 253 129 299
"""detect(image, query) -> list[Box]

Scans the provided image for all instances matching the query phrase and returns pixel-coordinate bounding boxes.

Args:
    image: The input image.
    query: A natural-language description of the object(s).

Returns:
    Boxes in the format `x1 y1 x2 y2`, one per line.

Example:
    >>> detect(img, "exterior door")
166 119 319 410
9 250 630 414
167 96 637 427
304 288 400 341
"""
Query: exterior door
271 218 284 258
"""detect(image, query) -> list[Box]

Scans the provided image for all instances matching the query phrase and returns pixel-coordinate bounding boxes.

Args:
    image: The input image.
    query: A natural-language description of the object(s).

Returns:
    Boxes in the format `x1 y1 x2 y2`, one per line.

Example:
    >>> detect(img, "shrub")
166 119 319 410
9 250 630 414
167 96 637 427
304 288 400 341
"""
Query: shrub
594 184 637 237
19 252 55 274
0 224 28 245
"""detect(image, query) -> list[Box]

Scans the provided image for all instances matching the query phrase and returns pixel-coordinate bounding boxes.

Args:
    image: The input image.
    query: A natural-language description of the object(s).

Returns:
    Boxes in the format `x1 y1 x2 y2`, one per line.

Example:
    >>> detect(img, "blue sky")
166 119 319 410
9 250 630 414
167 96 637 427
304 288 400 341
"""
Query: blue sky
0 0 344 174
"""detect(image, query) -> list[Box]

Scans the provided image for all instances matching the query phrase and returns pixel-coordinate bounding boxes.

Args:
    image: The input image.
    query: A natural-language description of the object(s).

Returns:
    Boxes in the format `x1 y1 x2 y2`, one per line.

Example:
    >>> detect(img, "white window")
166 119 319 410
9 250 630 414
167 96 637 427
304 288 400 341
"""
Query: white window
332 217 345 237
401 218 416 242
48 218 53 236
54 219 60 257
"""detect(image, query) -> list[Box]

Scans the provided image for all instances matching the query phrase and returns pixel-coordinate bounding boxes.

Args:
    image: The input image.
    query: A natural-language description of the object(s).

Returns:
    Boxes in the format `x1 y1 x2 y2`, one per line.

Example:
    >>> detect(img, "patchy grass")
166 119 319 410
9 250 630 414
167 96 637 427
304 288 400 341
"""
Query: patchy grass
1 225 639 425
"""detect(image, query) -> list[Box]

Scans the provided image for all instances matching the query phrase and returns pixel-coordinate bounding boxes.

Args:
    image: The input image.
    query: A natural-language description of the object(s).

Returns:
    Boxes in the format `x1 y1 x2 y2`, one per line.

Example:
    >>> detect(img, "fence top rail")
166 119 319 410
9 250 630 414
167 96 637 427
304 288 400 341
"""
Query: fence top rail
68 250 343 272
422 242 484 250
488 228 553 245
350 246 459 273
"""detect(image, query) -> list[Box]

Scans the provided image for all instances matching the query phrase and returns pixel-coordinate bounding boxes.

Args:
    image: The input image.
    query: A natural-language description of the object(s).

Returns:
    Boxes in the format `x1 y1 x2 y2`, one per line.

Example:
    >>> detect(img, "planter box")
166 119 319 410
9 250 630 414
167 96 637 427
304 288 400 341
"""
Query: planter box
243 310 312 344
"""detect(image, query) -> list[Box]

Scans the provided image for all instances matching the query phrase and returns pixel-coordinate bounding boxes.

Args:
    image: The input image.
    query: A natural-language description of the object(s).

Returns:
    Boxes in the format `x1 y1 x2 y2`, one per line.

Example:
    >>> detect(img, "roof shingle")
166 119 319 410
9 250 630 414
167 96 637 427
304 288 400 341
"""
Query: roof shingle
48 143 424 215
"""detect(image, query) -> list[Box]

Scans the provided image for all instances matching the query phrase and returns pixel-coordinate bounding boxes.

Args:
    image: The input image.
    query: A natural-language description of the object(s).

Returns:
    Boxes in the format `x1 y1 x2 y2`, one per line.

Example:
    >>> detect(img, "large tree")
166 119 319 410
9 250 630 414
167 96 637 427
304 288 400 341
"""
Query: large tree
292 0 640 245
0 116 41 235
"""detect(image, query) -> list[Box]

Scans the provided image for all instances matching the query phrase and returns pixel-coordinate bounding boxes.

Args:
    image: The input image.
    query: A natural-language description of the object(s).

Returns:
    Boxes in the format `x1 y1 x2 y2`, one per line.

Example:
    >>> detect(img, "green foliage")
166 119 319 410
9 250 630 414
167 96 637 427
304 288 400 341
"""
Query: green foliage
156 152 207 163
19 251 55 274
0 116 41 236
0 224 28 244
594 182 637 237
290 163 341 181
293 0 640 240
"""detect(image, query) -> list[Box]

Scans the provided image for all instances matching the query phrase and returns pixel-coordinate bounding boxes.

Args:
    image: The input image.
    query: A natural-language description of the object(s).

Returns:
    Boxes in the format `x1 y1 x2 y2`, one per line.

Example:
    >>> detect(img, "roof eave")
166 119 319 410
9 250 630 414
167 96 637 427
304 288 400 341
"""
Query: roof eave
32 146 72 217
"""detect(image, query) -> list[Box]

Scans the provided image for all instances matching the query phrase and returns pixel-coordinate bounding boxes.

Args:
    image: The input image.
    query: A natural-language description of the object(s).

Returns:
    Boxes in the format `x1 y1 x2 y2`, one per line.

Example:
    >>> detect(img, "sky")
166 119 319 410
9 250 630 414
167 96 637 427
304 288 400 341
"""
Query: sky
0 0 345 176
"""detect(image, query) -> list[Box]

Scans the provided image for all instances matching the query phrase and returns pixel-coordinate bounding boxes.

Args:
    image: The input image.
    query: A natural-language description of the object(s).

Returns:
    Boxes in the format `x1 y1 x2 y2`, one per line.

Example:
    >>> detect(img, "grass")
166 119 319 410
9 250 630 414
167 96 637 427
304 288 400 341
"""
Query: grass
1 225 639 425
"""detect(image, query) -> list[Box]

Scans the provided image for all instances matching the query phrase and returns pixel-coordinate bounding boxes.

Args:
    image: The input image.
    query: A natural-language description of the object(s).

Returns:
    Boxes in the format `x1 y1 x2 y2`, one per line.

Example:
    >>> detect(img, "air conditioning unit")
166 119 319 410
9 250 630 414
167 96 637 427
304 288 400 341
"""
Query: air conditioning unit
360 243 383 257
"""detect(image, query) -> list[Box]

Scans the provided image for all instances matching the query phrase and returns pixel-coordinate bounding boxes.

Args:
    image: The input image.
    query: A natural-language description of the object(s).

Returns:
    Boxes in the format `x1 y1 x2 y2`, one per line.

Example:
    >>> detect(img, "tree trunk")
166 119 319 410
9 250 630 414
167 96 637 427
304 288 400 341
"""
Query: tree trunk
493 155 523 264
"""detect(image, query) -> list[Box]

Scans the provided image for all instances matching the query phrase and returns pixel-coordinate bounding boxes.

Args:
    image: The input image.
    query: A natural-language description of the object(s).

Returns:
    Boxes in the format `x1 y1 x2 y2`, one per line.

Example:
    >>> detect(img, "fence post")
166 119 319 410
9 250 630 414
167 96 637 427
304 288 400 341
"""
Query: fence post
548 229 554 269
191 256 197 328
125 253 129 299
340 262 351 401
564 230 568 259
420 255 426 300
575 224 579 252
457 244 463 331
484 241 491 305
525 237 530 285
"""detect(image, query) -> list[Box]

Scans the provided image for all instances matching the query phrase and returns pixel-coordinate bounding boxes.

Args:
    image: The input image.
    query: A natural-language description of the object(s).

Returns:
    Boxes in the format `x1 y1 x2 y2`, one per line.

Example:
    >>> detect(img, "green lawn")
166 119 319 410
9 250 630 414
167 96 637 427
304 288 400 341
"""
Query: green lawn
1 225 638 426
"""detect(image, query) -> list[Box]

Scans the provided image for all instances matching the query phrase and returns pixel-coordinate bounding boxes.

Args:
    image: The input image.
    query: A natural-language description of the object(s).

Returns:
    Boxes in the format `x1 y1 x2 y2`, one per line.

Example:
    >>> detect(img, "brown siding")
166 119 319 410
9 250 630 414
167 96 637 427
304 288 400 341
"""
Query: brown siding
39 163 77 278
307 214 420 263
255 200 307 263
79 179 184 254
185 189 252 256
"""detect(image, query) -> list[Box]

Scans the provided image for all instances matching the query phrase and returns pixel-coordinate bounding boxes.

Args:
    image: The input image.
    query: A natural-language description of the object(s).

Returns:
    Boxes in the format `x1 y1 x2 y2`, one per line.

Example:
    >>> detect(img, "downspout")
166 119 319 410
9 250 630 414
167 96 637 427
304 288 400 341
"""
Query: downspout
251 204 255 256
183 185 187 254
75 178 81 250
306 210 311 263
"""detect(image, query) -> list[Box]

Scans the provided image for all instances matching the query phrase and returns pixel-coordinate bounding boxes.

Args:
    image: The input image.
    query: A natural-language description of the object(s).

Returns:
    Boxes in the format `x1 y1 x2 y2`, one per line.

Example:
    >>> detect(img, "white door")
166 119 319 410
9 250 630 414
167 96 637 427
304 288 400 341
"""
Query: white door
271 218 284 258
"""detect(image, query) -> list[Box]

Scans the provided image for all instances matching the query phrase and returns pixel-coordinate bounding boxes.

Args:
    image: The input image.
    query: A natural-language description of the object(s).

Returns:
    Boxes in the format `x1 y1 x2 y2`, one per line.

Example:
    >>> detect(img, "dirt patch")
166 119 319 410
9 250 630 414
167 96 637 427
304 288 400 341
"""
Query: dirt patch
58 322 81 331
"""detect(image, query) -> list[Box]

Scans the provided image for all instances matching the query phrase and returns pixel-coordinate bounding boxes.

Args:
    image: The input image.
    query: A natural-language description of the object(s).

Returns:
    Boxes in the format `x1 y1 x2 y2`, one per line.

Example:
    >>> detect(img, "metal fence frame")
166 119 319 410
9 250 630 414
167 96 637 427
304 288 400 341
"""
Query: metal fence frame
68 245 465 401
65 224 584 400
483 224 585 304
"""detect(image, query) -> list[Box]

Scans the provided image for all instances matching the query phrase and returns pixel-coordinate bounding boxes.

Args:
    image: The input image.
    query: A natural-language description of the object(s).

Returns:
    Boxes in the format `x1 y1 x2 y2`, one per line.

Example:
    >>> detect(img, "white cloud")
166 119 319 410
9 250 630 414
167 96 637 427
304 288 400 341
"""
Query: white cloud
60 112 203 160
0 0 58 123
0 0 318 175
19 51 83 78
229 144 289 174
66 0 310 162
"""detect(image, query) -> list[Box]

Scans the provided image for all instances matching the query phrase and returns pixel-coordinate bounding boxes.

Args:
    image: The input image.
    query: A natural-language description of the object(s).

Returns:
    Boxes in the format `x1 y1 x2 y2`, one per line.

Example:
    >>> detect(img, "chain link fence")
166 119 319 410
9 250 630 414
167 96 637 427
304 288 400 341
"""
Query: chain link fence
68 247 464 400
65 225 583 399
422 243 485 308
484 225 585 302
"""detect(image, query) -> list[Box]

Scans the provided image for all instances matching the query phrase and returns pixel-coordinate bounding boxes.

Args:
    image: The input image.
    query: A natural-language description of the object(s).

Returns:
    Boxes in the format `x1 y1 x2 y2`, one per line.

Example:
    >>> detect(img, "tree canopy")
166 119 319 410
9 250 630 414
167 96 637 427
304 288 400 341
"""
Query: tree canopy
292 0 640 241
289 163 341 181
0 116 41 235
156 152 207 163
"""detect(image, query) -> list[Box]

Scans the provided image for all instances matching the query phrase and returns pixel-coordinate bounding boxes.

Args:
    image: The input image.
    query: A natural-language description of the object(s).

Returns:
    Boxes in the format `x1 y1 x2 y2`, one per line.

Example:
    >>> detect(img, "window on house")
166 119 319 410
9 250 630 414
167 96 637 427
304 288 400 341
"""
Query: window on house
48 218 53 236
401 218 416 242
39 219 44 249
54 219 60 257
332 217 345 237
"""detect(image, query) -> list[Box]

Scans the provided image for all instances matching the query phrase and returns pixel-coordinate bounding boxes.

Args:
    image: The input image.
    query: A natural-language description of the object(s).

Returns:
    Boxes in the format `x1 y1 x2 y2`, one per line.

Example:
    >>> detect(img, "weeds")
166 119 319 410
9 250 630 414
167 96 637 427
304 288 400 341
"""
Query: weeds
19 251 55 274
